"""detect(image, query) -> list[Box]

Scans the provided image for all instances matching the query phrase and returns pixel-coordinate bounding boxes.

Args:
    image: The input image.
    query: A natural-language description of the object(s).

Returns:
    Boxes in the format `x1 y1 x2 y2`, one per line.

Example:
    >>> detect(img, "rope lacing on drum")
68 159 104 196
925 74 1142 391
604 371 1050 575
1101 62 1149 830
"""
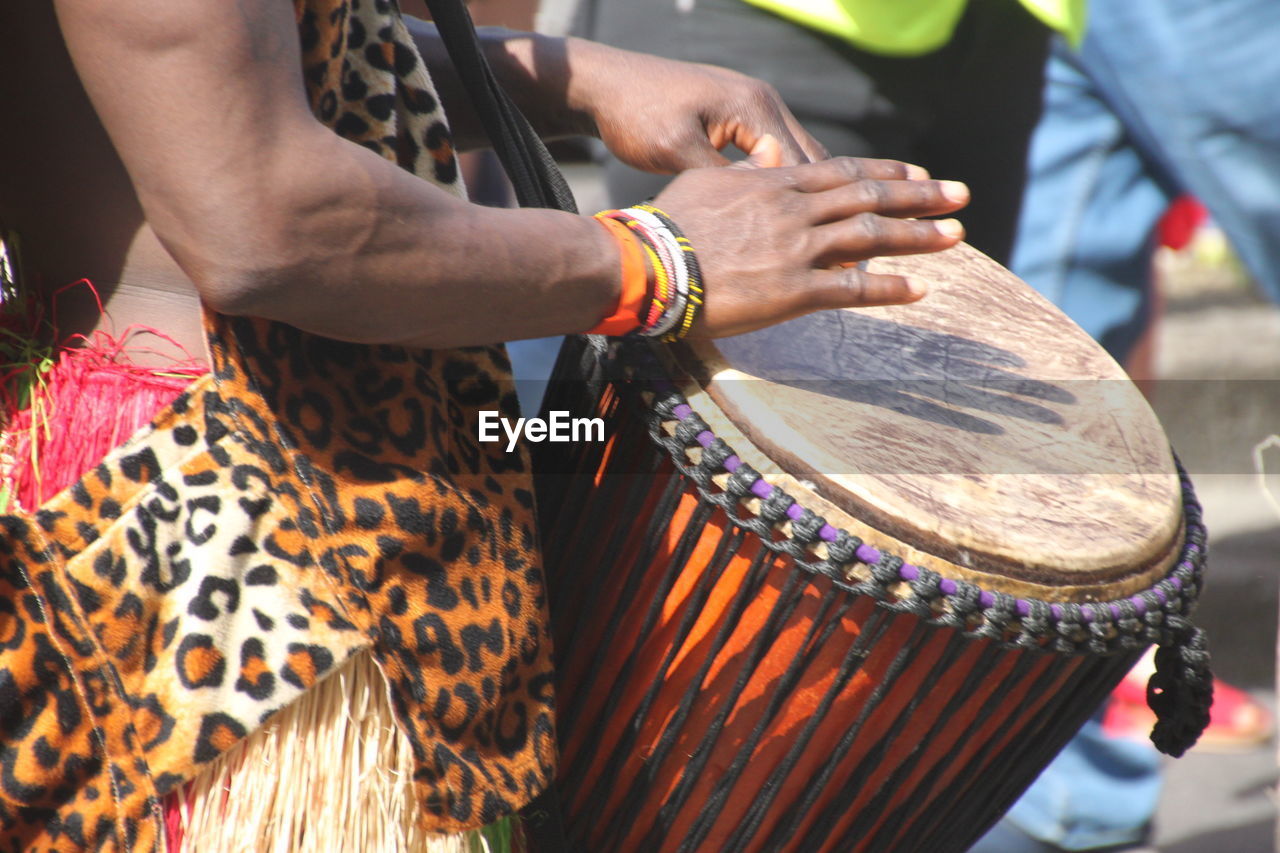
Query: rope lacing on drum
626 343 1213 758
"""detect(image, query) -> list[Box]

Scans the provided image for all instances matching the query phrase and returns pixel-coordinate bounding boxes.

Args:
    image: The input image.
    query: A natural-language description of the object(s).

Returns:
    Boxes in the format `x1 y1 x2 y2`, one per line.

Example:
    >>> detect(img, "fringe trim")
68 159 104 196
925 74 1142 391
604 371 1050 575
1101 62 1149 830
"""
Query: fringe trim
167 649 499 853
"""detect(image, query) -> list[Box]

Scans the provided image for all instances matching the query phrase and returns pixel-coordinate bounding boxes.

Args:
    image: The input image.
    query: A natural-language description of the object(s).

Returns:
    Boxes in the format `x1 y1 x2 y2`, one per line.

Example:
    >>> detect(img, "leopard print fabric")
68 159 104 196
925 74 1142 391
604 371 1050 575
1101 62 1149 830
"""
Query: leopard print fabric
0 1 556 849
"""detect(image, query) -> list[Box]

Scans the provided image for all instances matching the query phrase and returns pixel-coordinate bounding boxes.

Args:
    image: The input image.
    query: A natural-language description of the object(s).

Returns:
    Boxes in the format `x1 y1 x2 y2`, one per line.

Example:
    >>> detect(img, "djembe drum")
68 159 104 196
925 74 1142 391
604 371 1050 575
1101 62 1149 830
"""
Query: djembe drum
534 243 1211 853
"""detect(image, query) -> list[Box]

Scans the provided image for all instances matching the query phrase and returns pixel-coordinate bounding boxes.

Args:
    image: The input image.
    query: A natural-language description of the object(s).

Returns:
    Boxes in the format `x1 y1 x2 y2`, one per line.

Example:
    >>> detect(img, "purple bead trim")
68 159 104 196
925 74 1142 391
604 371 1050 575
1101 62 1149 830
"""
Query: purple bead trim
651 372 1206 642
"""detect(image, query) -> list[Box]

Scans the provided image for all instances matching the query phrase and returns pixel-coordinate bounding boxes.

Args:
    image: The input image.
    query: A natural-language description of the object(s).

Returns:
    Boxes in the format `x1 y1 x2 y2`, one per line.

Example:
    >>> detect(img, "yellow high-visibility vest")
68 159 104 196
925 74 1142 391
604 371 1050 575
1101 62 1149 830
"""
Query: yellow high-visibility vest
739 0 1086 56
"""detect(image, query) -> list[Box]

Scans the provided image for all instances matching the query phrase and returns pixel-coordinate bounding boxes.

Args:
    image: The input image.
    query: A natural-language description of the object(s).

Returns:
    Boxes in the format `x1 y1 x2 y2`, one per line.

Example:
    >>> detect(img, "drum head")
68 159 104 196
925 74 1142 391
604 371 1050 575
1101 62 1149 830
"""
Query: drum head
674 243 1182 601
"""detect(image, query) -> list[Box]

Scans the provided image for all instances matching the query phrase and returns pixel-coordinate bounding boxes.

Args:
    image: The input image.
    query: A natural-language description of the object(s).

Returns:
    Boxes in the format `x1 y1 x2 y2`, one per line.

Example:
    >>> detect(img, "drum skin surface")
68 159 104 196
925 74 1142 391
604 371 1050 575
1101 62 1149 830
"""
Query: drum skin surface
680 243 1182 600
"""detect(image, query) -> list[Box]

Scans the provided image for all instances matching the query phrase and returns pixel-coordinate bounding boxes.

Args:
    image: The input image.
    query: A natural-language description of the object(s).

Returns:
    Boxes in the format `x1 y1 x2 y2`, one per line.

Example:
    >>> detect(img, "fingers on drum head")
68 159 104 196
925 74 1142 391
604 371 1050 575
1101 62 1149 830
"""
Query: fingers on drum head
815 215 961 264
784 157 925 192
807 267 922 310
807 180 968 224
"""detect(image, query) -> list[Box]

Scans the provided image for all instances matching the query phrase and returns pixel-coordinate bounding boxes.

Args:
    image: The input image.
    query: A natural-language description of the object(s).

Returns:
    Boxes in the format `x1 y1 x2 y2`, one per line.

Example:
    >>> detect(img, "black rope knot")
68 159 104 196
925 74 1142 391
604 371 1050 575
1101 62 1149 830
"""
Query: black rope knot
825 531 861 566
651 392 680 422
700 438 735 473
1147 627 1213 757
789 508 826 545
725 465 761 501
937 581 981 630
673 413 710 447
758 489 796 528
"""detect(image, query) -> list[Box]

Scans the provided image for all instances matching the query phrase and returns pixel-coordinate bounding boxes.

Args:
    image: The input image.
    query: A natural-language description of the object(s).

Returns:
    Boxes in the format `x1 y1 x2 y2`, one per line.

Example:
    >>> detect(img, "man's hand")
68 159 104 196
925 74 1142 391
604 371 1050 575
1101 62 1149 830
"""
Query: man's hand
654 151 971 338
415 27 826 169
572 46 828 172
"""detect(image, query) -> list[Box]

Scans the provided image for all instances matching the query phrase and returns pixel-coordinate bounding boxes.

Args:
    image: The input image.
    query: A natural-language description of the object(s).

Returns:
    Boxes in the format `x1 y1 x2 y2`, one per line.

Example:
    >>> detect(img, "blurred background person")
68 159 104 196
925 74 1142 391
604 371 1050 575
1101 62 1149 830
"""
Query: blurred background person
979 0 1280 849
1011 0 1280 382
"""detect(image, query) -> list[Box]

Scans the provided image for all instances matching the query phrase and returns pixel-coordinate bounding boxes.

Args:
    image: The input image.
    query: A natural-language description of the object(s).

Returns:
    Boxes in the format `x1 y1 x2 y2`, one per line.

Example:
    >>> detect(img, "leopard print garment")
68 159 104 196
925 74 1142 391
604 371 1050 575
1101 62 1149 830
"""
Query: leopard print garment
0 1 556 849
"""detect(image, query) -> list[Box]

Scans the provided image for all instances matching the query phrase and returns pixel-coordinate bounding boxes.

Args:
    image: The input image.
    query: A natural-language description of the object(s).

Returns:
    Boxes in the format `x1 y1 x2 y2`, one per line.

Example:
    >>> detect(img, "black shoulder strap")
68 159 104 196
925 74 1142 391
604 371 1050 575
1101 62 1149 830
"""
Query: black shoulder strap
421 0 578 213
416 16 577 851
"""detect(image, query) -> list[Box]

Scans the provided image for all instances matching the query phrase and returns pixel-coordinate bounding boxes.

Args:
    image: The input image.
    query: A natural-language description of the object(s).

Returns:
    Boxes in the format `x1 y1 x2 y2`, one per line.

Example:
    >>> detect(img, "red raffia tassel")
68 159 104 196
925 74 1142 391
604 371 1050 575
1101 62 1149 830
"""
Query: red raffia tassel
0 279 207 512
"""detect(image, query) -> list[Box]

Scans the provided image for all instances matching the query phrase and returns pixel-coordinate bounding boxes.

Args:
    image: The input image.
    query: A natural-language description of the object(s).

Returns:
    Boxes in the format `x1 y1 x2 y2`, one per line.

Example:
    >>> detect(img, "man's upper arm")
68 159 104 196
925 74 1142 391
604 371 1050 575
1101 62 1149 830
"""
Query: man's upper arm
53 0 323 295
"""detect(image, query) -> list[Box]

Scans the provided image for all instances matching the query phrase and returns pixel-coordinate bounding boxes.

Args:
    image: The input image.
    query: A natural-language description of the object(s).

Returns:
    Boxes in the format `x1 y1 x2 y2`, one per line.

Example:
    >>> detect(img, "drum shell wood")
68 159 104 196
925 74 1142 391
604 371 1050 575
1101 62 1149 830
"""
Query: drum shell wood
540 385 1139 853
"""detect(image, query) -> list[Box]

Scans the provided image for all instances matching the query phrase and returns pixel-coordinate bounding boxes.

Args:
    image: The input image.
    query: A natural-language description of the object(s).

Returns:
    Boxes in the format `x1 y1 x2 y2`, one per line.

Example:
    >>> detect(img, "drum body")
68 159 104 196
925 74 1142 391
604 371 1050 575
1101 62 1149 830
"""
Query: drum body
536 245 1208 853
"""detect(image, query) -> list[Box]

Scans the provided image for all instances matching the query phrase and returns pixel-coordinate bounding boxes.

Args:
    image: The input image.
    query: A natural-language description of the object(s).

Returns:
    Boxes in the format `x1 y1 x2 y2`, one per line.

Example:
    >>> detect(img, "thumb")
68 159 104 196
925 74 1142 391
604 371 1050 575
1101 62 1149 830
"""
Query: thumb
730 134 786 170
662 135 732 171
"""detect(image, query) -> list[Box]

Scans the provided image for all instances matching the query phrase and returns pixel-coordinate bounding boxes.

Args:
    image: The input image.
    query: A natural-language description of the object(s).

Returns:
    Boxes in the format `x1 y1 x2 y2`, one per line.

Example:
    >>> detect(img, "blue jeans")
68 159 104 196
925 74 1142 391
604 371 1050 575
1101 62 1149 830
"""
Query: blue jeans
968 718 1162 852
1011 0 1280 362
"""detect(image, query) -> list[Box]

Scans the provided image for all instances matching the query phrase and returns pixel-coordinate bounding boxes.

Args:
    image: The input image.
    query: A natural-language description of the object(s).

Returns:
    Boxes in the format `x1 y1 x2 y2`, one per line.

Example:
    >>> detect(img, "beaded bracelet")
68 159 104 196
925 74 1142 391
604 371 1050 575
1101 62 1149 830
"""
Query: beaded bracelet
623 207 688 339
593 205 704 340
588 216 651 336
633 204 704 341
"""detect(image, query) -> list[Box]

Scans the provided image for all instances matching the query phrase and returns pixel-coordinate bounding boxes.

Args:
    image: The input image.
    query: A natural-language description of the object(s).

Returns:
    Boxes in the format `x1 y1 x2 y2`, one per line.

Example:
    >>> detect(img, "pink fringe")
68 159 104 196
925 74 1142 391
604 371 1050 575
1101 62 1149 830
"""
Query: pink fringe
1 327 207 510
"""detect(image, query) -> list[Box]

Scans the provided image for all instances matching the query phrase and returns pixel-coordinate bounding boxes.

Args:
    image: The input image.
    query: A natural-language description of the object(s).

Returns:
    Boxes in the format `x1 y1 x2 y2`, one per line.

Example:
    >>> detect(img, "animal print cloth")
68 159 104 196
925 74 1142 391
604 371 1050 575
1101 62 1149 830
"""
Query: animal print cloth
0 1 555 849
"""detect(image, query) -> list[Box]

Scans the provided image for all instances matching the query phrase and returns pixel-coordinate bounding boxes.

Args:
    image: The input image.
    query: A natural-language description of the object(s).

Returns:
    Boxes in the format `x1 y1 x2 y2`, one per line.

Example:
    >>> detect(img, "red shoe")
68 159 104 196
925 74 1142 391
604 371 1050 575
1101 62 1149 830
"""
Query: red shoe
1102 663 1273 752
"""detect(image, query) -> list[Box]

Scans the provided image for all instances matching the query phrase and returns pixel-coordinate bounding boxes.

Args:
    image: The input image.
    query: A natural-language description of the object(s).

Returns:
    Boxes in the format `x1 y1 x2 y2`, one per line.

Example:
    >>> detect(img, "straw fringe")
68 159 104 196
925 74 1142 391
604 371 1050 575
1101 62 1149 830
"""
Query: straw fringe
169 649 498 853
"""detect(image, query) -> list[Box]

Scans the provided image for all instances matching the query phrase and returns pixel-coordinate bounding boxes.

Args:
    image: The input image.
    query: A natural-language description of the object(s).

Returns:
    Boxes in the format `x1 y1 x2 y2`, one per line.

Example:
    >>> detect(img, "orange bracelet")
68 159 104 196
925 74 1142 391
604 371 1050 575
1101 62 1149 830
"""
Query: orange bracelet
587 214 651 336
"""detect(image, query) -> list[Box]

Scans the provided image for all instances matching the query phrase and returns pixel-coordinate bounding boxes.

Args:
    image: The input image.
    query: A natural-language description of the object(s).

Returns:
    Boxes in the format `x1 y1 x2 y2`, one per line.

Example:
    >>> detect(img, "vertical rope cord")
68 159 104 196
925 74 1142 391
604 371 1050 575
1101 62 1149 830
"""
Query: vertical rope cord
904 654 1077 852
724 616 929 852
841 643 1005 849
550 462 660 690
571 500 751 846
763 621 971 851
867 648 1045 848
909 652 1134 853
654 581 852 850
559 472 694 798
947 652 1139 853
678 594 882 853
600 529 770 850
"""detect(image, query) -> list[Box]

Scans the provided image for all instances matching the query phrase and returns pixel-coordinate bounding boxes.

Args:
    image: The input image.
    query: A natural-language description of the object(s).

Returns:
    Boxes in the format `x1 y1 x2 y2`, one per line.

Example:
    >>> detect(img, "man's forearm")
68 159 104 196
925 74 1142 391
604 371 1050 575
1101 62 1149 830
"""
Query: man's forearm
190 123 619 348
406 19 600 149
